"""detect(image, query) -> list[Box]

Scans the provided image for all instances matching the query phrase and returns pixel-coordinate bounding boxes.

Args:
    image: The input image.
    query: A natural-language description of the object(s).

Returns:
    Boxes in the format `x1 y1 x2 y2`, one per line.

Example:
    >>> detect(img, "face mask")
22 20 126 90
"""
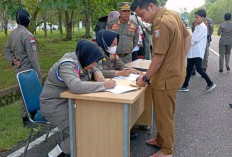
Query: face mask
107 46 117 54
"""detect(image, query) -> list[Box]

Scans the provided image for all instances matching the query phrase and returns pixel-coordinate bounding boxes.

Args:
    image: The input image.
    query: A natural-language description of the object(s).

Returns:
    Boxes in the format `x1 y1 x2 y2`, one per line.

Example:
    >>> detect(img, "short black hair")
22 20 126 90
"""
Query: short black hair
131 0 159 12
224 13 231 21
194 10 206 18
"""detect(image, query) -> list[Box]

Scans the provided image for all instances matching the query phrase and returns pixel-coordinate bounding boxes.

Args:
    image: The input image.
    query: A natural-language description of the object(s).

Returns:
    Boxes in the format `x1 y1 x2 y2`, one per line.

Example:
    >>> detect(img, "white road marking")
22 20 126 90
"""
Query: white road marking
210 48 219 56
7 127 59 157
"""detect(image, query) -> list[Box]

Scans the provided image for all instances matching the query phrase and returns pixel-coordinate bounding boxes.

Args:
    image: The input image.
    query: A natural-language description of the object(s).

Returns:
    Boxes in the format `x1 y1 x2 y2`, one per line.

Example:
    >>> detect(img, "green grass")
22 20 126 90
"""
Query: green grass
213 24 219 36
0 29 88 89
0 101 30 150
0 29 89 150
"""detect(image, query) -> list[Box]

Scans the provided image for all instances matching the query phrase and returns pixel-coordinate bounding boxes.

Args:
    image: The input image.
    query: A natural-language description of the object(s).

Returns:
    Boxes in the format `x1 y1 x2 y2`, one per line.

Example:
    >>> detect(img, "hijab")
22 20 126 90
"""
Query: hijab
16 8 30 28
75 40 104 68
107 11 120 23
96 29 119 56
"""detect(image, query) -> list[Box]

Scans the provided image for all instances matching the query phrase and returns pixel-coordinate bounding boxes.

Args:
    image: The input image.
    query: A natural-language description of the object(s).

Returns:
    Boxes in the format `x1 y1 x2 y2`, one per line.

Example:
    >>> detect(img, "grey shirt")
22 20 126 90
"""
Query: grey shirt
3 25 41 78
40 52 105 115
217 21 232 45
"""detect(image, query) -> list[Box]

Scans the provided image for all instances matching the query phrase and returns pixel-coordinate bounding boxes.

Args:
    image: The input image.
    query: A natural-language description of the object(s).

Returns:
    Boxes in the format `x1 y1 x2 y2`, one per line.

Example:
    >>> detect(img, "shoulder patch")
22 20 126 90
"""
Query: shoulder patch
30 38 37 52
112 24 119 30
154 29 160 38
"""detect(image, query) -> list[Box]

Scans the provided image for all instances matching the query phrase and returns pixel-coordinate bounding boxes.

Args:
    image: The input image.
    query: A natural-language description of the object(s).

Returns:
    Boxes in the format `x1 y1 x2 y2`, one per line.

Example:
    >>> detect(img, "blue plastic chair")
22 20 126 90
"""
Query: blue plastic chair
17 69 54 157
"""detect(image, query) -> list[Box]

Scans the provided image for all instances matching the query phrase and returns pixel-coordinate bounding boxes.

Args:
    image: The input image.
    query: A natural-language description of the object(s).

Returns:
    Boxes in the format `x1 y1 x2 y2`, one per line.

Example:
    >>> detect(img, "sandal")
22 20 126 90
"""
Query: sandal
149 151 173 157
146 139 160 147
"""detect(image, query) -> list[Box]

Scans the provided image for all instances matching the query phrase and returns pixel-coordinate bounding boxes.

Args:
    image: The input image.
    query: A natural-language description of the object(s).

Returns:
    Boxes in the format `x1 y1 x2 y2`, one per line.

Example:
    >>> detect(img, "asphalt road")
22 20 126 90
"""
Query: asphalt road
6 35 232 157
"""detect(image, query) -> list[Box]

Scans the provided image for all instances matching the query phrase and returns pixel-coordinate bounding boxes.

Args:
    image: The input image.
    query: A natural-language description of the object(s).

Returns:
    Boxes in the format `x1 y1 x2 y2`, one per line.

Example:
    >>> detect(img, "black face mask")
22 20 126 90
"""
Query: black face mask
16 9 30 28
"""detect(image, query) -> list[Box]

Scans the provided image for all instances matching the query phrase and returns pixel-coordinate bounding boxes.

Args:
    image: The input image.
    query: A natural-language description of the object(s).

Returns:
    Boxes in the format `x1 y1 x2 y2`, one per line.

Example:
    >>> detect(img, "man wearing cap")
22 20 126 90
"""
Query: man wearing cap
107 2 139 64
3 8 41 126
132 0 191 156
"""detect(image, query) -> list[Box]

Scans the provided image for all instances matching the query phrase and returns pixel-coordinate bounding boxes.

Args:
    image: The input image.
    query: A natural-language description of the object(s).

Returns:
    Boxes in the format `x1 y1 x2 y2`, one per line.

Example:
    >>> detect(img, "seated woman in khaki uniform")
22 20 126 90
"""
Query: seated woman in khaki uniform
40 40 116 157
95 29 140 78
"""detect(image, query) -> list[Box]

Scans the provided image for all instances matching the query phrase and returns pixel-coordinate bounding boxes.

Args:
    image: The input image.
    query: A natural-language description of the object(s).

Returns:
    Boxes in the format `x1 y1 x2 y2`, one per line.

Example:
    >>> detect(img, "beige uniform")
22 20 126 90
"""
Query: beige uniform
151 7 189 155
3 25 41 118
95 50 125 78
108 18 139 63
218 20 232 69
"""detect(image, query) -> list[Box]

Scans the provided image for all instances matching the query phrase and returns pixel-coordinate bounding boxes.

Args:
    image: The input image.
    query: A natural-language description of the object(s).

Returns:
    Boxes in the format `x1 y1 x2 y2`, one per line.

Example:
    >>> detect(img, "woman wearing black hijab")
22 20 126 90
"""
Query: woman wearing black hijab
96 29 140 78
3 8 41 126
40 40 116 157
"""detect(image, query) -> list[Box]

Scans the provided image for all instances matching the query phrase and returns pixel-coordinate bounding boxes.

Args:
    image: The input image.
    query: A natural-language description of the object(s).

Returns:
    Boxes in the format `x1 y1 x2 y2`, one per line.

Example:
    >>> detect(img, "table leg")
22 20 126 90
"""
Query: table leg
123 103 129 157
68 98 76 157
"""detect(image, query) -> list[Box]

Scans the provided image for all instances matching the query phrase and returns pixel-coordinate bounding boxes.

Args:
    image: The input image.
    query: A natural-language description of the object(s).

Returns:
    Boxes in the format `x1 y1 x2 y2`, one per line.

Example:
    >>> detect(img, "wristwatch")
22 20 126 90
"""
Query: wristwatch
142 75 150 85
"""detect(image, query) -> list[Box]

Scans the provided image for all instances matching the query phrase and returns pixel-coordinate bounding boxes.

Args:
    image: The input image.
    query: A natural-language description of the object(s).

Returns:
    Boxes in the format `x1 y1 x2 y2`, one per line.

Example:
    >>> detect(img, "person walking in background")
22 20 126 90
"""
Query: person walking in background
132 0 191 156
179 10 216 92
3 8 41 127
217 13 232 72
191 6 213 75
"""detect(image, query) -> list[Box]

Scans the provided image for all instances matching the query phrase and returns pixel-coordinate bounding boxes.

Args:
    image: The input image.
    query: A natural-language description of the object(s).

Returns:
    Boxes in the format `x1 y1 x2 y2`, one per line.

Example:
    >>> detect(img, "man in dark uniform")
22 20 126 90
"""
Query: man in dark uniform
107 2 139 64
3 8 41 126
132 0 191 156
217 13 232 72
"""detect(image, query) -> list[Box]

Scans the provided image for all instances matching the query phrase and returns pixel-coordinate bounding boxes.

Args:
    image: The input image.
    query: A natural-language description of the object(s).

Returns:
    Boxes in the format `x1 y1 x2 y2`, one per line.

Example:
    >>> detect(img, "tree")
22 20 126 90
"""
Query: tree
0 0 23 35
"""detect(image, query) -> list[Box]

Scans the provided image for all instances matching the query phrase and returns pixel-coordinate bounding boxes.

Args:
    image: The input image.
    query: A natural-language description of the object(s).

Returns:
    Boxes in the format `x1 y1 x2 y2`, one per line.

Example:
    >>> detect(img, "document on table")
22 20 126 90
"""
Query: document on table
113 74 140 81
105 85 138 95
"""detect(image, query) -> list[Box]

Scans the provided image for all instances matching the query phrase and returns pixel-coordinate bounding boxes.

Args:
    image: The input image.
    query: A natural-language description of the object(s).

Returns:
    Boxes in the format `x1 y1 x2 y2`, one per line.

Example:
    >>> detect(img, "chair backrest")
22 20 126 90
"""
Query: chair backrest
17 69 42 113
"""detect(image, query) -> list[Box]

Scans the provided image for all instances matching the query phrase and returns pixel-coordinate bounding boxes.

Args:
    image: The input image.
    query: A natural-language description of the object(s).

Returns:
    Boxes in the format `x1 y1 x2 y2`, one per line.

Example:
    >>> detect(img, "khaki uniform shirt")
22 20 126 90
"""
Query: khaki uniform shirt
107 18 139 56
95 49 125 78
3 25 41 78
217 21 232 45
151 8 189 90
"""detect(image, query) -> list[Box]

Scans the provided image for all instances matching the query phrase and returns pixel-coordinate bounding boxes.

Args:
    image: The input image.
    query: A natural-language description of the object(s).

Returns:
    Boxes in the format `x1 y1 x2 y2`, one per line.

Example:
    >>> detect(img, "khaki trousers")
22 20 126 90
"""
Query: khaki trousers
152 88 178 155
219 45 232 70
44 108 70 154
202 42 210 69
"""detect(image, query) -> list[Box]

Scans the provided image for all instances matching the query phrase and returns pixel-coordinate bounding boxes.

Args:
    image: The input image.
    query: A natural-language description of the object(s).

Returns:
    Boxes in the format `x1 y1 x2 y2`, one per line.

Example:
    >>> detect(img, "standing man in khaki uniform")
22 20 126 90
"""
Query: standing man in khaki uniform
107 2 139 64
132 0 191 156
217 13 232 72
3 9 41 126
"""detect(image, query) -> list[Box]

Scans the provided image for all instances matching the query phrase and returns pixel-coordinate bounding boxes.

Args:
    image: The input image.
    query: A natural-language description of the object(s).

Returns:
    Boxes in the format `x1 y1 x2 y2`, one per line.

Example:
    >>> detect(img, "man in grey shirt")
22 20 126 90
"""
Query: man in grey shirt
3 9 41 126
217 13 232 72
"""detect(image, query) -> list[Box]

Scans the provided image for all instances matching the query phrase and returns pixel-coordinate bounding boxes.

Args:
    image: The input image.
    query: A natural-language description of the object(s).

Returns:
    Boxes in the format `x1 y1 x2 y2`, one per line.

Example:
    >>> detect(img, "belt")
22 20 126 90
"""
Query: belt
118 53 129 58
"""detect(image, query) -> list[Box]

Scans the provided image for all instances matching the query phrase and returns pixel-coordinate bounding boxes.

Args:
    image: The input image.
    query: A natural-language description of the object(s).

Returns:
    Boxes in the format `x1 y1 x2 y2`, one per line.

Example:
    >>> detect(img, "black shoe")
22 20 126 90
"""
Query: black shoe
57 152 70 157
202 68 206 72
226 66 230 71
219 69 223 73
191 71 196 76
22 117 30 127
138 125 150 130
229 103 232 108
130 132 138 140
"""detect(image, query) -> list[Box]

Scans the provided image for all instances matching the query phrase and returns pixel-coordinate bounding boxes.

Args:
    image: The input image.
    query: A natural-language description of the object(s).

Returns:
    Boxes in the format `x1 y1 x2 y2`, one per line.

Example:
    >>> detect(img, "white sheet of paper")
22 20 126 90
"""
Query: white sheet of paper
113 74 140 81
105 85 138 95
126 74 140 81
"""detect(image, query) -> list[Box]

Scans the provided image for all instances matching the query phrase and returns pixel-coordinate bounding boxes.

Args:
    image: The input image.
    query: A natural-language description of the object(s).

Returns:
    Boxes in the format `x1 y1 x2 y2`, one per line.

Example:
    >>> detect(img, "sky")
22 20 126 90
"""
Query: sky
165 0 205 12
